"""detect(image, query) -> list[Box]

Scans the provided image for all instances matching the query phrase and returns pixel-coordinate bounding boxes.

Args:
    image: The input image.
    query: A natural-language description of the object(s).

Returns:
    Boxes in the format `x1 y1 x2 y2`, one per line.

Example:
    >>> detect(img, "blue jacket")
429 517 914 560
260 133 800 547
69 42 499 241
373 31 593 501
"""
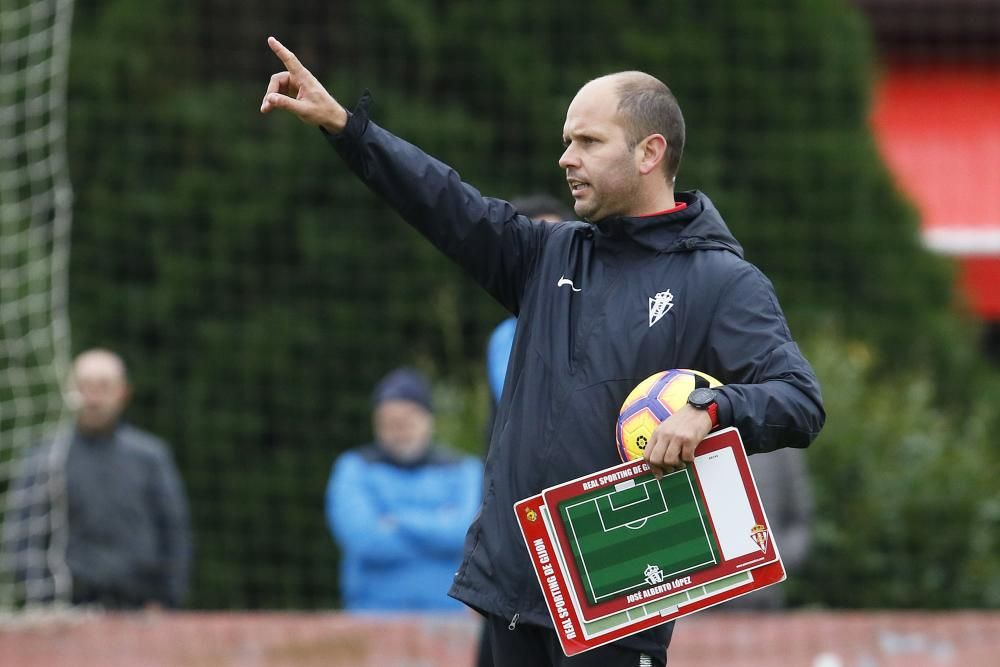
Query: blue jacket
487 316 517 402
325 443 482 612
326 96 825 652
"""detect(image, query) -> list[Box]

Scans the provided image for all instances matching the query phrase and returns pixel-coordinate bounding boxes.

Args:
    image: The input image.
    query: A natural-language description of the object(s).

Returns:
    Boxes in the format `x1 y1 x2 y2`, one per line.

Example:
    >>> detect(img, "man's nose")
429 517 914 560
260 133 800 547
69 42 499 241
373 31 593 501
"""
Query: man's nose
558 145 577 169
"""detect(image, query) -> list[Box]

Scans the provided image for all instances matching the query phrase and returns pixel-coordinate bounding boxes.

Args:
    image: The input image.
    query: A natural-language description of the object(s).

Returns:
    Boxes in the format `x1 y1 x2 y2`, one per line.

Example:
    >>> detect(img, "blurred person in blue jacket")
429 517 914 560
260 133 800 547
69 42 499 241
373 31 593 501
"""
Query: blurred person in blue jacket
325 368 483 612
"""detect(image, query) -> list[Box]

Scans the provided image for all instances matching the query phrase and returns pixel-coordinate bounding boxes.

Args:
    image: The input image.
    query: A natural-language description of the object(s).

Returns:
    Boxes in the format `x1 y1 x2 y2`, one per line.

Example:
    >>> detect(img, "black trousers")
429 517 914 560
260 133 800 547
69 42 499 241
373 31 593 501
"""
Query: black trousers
481 614 666 667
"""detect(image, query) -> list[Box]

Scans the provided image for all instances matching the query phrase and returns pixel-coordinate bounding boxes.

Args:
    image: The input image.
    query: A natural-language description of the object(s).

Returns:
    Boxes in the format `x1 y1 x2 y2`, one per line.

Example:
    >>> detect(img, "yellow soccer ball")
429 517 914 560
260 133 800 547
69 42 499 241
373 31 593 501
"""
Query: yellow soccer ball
616 369 722 462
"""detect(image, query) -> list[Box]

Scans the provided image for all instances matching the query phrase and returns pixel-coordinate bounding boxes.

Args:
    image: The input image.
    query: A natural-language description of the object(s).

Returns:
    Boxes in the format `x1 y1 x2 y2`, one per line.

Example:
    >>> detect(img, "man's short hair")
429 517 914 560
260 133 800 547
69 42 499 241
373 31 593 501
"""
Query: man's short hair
615 73 686 181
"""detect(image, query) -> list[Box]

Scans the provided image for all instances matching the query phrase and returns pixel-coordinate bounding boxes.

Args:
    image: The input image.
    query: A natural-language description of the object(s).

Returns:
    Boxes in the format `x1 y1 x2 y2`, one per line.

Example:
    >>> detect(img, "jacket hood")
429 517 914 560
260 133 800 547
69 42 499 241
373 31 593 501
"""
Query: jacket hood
592 190 744 258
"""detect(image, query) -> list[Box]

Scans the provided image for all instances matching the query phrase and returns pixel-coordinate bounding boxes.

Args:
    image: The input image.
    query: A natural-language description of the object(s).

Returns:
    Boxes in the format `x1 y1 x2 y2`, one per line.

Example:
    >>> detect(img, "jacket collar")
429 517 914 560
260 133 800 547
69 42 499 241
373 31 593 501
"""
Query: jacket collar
359 441 462 468
591 190 744 257
73 423 122 446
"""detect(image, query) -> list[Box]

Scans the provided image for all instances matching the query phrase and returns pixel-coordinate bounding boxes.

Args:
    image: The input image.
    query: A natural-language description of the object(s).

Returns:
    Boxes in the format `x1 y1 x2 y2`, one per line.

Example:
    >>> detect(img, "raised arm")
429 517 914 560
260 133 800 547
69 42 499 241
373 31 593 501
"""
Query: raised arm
259 38 548 314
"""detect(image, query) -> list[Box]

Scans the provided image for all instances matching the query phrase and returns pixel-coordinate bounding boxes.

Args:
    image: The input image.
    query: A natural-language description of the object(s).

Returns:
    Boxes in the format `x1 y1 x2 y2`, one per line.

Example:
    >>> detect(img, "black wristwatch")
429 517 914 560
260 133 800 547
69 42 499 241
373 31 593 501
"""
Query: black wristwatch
687 387 718 409
687 387 719 428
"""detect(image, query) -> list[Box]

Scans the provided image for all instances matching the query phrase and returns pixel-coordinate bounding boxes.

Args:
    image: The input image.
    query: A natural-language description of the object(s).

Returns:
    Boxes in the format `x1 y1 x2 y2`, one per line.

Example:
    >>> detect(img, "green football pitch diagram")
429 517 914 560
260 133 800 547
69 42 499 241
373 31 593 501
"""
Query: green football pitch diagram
558 471 720 605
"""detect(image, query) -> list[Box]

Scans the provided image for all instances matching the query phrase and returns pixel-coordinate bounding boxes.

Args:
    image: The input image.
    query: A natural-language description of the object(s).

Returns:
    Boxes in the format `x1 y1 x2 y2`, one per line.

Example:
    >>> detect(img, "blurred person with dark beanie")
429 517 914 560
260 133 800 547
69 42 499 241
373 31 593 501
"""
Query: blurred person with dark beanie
325 368 483 611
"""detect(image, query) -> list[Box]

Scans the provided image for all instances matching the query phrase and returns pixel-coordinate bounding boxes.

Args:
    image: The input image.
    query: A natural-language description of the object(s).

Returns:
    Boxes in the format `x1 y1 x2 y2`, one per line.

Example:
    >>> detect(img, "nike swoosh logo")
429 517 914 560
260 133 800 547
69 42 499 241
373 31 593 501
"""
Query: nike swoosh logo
557 276 582 292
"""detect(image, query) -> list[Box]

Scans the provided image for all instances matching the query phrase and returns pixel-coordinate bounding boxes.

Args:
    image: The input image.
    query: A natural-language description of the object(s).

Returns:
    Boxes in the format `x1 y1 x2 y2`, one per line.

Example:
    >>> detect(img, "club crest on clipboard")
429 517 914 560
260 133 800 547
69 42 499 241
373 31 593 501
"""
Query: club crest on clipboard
751 523 770 553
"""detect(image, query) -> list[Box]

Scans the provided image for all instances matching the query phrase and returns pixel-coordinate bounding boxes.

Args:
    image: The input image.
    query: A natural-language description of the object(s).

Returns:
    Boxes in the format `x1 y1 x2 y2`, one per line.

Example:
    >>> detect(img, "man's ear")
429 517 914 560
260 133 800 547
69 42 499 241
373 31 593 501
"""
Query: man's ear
637 134 668 176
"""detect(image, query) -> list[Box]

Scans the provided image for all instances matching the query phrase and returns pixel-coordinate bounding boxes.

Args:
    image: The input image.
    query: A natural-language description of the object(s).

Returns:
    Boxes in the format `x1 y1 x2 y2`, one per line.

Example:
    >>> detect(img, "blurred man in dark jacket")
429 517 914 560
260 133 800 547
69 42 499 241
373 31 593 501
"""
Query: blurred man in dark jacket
3 349 191 609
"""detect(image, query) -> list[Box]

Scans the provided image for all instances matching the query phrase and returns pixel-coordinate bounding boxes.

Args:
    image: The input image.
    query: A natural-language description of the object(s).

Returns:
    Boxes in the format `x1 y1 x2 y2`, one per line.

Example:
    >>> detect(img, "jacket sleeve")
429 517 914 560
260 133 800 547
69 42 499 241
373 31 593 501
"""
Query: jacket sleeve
151 446 192 608
325 453 421 564
708 264 825 454
391 458 483 557
324 95 548 314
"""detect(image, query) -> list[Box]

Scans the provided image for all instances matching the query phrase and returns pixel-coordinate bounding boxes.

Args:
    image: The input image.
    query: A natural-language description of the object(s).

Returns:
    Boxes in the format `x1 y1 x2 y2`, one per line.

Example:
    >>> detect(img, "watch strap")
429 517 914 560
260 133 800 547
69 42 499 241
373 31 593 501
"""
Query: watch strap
707 402 719 428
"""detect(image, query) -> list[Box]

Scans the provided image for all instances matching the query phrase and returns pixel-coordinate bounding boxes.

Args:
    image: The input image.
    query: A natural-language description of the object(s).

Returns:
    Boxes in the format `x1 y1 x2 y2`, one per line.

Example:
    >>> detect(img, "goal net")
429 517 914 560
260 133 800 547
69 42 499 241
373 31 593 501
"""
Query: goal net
0 0 75 612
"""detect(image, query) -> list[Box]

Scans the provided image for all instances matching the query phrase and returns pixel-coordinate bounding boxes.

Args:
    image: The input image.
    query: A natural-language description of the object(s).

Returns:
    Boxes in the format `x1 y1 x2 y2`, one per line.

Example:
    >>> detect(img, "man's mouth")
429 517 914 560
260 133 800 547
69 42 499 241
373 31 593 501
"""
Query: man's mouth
568 179 590 195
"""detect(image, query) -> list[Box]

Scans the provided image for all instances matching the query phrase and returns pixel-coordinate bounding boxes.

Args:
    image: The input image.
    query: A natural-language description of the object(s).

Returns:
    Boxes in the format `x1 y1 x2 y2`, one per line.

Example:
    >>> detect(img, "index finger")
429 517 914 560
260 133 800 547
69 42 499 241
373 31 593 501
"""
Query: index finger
268 36 307 76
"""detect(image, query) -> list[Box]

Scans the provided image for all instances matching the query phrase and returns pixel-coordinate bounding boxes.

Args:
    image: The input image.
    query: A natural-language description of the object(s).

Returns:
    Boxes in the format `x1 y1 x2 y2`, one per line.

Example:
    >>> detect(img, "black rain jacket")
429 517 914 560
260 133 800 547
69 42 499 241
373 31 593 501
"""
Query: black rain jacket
327 96 825 656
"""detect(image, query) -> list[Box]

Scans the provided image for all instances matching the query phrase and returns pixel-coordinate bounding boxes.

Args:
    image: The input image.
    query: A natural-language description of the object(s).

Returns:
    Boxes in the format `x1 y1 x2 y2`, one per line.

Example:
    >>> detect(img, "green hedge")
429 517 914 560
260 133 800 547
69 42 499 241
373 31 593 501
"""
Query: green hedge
793 335 1000 608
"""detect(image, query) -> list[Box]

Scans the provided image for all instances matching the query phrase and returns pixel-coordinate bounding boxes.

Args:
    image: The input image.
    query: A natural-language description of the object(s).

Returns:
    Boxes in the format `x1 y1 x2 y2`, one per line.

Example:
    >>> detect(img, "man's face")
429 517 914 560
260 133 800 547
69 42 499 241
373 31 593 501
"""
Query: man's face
373 399 433 462
559 80 641 222
71 353 129 434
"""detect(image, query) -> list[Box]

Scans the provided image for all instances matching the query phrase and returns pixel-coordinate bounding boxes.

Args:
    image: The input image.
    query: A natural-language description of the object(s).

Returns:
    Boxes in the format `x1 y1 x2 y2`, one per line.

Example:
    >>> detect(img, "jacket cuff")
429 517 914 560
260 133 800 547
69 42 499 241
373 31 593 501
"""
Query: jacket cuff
715 390 733 428
320 90 372 143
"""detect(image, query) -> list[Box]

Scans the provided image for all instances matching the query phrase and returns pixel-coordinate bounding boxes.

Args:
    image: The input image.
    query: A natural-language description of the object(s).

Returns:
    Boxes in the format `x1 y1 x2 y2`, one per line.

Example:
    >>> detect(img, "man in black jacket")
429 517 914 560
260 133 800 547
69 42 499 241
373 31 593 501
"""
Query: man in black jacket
261 37 824 667
3 349 191 609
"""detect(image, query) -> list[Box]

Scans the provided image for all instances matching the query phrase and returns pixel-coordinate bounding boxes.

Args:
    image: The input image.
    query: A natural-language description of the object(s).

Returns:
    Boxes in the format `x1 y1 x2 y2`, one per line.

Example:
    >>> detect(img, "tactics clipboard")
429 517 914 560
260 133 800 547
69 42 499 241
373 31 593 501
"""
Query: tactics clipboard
514 427 785 656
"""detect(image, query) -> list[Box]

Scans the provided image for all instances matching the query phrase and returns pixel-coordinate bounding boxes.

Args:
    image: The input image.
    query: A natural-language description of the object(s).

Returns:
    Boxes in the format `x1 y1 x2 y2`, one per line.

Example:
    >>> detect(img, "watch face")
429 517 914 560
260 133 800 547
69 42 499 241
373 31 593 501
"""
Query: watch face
688 387 717 408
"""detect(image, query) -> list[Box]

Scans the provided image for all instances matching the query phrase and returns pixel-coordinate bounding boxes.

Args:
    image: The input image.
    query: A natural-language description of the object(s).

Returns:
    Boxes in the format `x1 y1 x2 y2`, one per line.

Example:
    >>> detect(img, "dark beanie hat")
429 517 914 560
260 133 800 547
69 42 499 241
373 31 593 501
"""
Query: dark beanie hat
371 368 433 413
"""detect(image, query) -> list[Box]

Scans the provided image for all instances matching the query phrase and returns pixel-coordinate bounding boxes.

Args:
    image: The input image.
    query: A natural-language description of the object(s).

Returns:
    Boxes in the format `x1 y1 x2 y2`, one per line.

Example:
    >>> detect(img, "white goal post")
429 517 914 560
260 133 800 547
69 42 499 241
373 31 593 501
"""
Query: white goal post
0 0 75 611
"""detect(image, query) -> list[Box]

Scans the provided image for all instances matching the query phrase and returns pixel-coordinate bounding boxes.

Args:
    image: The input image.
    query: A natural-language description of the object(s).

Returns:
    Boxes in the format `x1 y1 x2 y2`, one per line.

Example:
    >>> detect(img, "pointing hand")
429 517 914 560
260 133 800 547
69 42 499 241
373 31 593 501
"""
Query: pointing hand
260 36 348 133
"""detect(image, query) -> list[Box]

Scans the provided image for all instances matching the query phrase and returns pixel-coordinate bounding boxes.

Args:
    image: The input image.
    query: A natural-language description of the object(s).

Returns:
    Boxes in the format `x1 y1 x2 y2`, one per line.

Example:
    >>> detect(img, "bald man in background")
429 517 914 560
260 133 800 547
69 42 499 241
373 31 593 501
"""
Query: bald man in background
4 349 191 609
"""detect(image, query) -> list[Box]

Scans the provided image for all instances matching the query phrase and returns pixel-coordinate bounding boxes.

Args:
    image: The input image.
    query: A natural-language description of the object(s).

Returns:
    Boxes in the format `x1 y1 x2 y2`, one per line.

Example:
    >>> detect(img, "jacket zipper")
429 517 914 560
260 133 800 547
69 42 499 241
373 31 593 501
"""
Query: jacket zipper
508 612 519 630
